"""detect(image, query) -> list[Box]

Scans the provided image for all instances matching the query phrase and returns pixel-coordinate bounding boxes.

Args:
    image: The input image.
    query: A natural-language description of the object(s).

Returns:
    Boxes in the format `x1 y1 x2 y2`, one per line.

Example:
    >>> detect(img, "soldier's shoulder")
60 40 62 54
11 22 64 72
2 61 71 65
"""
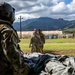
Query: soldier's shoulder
0 24 13 33
41 33 44 36
0 24 5 29
0 24 10 29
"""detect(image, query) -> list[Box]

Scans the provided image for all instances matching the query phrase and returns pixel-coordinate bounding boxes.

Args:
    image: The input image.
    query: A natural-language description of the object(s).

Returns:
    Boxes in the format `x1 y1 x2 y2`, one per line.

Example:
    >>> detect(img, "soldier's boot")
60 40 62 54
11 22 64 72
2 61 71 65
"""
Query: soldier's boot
40 48 43 53
41 48 43 53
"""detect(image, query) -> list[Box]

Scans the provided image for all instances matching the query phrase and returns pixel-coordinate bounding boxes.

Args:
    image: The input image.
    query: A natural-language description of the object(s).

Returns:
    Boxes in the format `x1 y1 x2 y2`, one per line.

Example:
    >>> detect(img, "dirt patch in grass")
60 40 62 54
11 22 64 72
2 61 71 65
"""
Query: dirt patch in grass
44 50 75 56
24 50 75 57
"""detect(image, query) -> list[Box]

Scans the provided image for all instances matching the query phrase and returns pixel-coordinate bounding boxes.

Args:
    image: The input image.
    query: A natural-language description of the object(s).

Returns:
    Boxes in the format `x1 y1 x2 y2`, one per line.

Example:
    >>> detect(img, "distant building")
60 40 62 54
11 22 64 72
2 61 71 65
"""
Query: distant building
43 31 62 39
17 30 63 39
63 32 74 38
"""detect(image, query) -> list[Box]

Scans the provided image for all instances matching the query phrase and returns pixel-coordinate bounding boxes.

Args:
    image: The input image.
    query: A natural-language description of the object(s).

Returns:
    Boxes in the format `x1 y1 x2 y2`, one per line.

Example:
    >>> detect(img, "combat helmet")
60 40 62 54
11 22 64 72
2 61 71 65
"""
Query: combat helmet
0 2 15 24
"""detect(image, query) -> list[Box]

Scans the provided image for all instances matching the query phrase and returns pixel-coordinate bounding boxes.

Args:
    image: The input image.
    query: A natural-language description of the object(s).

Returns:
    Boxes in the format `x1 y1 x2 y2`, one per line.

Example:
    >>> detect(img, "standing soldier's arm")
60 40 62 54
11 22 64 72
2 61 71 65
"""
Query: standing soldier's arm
43 34 45 44
42 33 45 44
29 37 33 48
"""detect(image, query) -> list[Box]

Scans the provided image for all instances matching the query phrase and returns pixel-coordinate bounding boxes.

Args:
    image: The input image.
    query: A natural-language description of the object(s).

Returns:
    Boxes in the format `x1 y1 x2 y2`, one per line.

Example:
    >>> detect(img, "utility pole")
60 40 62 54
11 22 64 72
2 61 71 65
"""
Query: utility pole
18 16 23 39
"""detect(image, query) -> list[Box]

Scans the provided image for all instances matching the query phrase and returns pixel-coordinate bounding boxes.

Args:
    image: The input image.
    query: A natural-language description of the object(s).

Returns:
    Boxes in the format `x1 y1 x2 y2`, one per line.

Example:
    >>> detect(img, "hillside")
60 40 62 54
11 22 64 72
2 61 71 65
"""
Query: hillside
13 17 71 31
63 20 75 32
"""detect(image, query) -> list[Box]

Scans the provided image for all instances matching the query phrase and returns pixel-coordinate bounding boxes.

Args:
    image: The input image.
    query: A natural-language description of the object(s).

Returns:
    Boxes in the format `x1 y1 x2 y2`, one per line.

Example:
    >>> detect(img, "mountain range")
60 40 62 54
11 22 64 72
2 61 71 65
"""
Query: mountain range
13 17 75 31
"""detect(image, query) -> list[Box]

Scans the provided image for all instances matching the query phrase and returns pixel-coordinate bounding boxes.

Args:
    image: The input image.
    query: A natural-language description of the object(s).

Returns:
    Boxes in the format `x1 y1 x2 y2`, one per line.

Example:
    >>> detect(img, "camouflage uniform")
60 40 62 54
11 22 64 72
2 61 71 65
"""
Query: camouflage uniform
29 33 41 53
38 30 45 53
0 23 30 75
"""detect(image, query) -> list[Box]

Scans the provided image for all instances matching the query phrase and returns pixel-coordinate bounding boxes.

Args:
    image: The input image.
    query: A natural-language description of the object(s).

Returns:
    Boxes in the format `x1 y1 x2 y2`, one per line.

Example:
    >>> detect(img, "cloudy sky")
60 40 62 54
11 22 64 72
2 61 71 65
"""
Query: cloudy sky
0 0 74 22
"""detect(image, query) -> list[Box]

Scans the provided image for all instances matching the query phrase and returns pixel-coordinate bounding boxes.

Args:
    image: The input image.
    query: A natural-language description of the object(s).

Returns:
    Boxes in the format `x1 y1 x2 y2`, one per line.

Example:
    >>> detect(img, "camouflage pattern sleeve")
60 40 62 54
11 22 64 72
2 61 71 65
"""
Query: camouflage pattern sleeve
0 24 30 75
29 37 33 48
40 33 45 44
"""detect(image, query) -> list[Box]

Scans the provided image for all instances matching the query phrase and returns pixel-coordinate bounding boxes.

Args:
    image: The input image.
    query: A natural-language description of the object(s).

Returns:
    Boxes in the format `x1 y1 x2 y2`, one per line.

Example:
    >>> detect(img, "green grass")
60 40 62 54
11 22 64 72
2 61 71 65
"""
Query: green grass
20 38 75 50
46 38 75 43
44 43 75 50
19 38 75 56
20 44 30 52
19 42 75 52
20 39 30 43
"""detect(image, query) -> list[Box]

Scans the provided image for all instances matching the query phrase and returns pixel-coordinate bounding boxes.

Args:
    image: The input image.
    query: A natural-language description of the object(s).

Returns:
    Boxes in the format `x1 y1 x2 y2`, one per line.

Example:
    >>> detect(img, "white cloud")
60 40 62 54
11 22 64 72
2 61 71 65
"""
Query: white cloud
67 0 75 12
51 0 61 4
52 2 67 13
15 13 40 22
0 0 75 22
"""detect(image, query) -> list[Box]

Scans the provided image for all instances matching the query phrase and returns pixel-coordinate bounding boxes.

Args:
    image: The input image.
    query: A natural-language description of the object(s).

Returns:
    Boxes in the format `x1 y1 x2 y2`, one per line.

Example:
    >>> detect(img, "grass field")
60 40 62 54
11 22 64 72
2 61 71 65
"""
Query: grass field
19 38 75 57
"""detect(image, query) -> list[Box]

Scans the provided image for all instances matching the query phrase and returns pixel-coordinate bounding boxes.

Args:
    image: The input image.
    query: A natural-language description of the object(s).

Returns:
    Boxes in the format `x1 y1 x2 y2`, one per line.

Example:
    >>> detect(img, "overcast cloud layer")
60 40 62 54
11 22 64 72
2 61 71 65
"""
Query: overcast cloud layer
0 0 74 22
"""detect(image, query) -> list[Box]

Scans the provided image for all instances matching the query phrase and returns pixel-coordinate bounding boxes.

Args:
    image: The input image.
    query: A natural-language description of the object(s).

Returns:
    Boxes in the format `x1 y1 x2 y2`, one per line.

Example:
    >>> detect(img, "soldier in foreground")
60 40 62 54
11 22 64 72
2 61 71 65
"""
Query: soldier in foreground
0 2 30 75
